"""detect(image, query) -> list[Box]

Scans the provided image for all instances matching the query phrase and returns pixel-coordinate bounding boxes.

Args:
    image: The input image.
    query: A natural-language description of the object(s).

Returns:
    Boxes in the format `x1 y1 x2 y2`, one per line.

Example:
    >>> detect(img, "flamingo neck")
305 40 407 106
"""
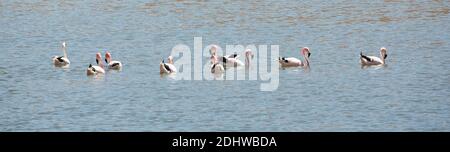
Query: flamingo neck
97 58 104 68
303 55 310 67
214 56 219 64
63 47 68 59
245 55 251 66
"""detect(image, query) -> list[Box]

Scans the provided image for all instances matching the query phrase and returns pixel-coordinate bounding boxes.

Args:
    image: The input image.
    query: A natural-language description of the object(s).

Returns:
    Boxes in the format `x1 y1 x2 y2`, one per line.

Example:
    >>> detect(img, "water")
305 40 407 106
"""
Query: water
0 0 449 131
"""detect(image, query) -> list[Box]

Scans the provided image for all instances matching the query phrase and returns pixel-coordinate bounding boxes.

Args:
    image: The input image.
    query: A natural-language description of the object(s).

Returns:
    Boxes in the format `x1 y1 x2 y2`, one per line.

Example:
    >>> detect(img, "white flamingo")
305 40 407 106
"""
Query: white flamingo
278 47 311 67
221 56 244 68
210 55 225 74
160 56 177 74
105 51 122 70
360 47 388 66
244 49 254 68
52 42 70 66
209 45 243 68
86 53 105 75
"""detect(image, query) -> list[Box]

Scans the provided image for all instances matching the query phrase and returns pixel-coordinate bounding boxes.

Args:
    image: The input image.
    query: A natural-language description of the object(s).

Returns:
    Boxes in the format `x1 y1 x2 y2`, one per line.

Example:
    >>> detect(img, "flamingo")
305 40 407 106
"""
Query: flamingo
86 53 105 75
244 49 254 68
52 42 70 66
278 47 311 67
210 55 225 74
105 51 122 70
360 47 388 66
209 45 243 67
221 55 244 68
160 56 177 74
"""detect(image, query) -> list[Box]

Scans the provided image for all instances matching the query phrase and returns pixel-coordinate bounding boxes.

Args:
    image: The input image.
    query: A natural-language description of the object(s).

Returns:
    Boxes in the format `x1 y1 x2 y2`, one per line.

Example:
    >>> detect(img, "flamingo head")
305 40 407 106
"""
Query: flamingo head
380 47 387 59
210 55 218 64
105 51 112 63
62 42 66 48
245 49 254 59
167 56 174 64
209 45 218 56
301 47 311 58
96 53 102 65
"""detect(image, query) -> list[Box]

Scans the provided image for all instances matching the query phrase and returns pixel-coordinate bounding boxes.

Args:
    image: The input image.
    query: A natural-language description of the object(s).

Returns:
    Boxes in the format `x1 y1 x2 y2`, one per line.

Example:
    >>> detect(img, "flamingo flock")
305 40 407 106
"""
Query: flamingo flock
51 42 123 76
52 42 389 77
207 47 255 74
86 52 123 76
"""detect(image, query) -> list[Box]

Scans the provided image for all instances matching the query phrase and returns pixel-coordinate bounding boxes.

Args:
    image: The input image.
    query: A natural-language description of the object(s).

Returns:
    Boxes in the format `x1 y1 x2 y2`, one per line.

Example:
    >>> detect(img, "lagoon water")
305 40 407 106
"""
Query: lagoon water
0 0 449 131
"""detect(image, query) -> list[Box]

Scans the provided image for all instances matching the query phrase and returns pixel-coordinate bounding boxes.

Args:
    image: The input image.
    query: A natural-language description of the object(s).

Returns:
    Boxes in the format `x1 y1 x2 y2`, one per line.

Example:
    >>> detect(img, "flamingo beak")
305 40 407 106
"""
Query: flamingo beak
96 59 99 65
105 59 108 63
384 54 388 59
89 64 92 68
308 52 311 58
